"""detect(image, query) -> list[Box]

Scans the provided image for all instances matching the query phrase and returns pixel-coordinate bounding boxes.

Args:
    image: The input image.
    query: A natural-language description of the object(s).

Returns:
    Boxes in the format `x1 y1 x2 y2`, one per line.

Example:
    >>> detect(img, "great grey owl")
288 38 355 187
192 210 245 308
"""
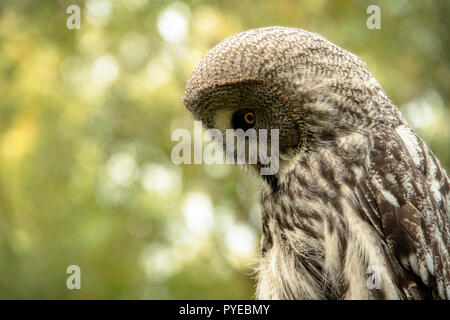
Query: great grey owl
183 27 450 299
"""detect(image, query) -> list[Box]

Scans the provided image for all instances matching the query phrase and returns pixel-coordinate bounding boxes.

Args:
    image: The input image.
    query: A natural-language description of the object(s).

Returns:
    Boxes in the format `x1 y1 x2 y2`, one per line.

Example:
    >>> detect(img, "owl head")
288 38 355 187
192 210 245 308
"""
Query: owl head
183 27 403 178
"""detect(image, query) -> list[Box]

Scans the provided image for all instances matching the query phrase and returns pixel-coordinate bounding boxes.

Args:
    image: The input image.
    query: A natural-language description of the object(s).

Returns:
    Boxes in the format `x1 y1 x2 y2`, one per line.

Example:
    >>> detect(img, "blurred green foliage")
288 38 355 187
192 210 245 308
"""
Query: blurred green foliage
0 0 448 299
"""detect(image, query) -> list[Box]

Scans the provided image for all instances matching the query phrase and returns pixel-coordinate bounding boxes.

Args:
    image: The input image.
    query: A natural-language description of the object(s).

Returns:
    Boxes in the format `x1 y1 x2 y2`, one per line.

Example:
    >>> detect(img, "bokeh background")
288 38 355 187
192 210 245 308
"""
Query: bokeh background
0 0 449 299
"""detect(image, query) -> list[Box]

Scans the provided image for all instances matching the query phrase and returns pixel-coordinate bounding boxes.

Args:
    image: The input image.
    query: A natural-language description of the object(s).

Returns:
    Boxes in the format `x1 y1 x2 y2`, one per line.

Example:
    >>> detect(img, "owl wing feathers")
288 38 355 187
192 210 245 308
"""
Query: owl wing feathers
354 126 450 299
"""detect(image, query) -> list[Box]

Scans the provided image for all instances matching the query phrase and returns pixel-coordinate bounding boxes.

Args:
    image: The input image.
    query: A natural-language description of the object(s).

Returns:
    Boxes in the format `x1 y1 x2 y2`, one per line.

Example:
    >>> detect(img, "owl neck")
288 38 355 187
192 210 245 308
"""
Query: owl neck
259 131 372 235
261 175 280 192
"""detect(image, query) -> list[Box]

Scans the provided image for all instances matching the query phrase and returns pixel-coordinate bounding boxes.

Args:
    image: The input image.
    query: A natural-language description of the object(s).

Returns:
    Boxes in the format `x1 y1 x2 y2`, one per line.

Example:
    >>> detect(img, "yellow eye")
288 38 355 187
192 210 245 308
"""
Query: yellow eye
244 112 255 124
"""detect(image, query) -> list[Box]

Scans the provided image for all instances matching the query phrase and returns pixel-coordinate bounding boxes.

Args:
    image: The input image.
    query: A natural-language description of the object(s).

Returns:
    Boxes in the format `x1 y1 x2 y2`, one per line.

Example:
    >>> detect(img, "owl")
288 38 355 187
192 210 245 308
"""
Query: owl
183 27 450 299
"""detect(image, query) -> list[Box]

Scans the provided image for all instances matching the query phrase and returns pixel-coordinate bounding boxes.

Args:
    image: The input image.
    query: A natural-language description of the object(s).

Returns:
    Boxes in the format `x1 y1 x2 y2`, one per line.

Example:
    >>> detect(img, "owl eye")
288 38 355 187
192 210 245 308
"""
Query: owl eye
244 112 255 124
232 110 255 130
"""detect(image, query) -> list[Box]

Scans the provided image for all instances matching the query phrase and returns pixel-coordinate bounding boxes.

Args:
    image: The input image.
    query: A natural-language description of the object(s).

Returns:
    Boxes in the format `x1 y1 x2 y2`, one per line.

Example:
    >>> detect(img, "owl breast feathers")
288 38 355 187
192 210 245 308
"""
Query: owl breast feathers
183 27 450 299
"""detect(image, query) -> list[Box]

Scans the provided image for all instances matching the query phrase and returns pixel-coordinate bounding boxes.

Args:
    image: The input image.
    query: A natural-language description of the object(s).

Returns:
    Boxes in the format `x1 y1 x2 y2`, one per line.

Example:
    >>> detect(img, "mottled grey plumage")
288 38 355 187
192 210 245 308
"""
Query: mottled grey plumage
183 27 450 299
